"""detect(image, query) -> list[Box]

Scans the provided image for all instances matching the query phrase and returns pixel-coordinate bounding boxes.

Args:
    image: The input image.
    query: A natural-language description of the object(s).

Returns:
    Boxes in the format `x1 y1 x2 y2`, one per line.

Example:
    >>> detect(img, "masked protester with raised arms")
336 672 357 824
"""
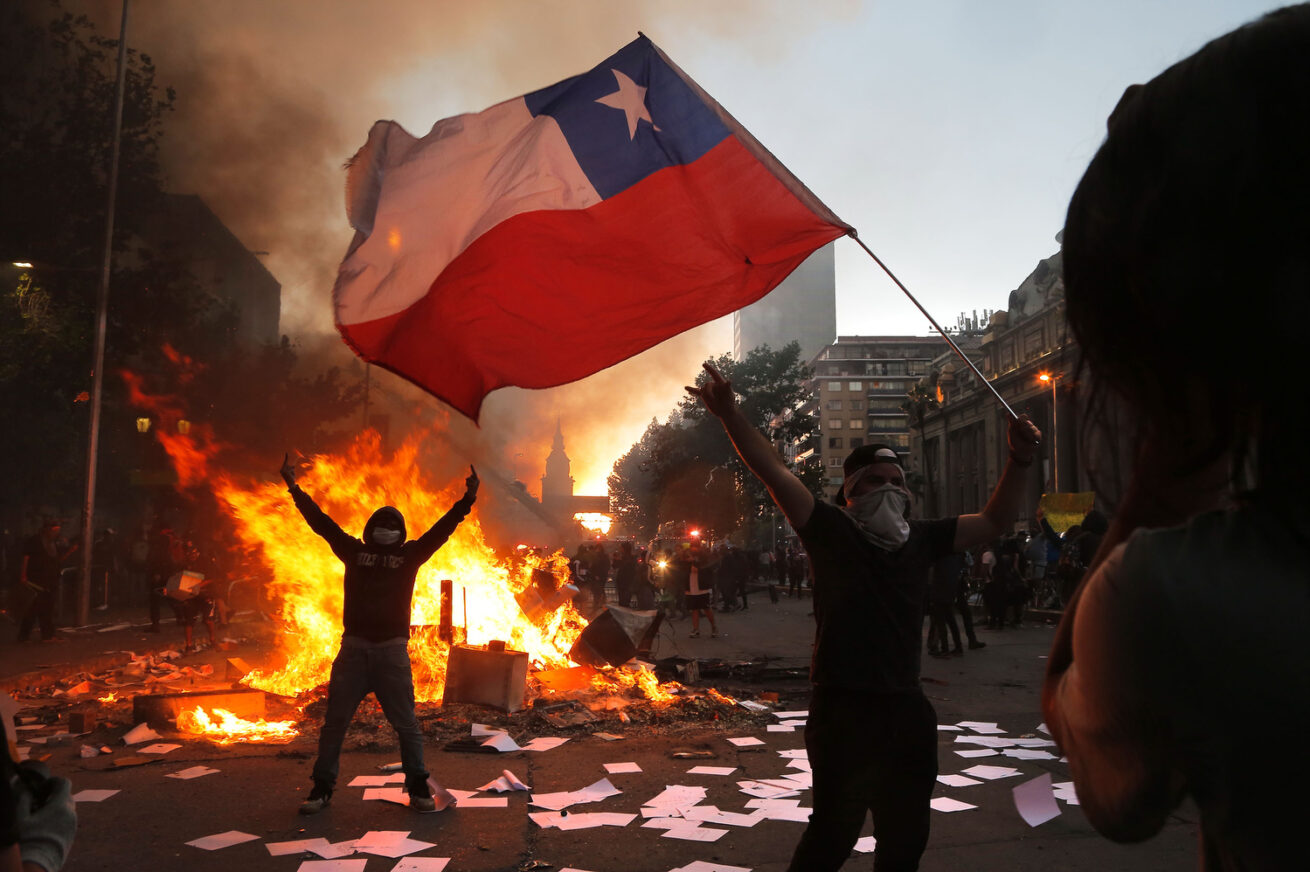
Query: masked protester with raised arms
280 455 479 815
688 363 1039 872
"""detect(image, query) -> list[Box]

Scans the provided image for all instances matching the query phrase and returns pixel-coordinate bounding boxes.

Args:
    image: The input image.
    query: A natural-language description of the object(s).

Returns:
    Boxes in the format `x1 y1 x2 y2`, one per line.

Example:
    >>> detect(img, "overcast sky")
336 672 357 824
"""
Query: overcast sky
72 0 1286 493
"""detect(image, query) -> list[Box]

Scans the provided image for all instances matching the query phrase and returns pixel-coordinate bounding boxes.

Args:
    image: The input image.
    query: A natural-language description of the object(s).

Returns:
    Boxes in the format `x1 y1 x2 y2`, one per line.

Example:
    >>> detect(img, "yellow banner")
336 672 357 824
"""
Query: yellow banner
1039 491 1096 534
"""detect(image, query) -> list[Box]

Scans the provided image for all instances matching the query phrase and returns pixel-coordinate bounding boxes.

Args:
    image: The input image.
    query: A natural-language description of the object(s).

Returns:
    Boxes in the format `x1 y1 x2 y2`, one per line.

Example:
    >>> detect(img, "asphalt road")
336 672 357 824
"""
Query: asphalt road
8 594 1200 871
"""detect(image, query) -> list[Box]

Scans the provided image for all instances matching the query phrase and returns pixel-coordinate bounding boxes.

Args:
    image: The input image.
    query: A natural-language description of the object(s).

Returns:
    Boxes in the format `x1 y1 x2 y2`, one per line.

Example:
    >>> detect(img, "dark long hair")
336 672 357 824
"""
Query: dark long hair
1063 4 1310 507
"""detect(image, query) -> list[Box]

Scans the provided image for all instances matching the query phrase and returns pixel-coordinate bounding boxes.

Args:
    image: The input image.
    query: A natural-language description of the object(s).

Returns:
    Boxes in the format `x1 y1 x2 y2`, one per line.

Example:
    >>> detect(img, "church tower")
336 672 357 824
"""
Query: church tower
540 419 574 518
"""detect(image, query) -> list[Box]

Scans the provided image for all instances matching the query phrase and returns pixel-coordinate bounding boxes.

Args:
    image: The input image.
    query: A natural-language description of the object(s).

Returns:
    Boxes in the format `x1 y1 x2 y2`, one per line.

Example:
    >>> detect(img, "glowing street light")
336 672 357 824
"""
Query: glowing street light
1038 372 1062 491
12 262 33 268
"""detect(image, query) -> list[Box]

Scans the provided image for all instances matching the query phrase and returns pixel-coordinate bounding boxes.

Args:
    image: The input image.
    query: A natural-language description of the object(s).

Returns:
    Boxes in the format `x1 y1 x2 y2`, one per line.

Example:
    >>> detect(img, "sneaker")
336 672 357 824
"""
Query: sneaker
968 640 987 650
409 786 436 812
710 632 718 639
688 631 701 639
299 783 332 815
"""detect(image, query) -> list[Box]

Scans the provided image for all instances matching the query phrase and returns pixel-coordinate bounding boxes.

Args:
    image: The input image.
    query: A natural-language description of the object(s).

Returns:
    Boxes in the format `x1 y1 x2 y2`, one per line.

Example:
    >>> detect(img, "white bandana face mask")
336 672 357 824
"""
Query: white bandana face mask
371 528 402 546
842 474 911 551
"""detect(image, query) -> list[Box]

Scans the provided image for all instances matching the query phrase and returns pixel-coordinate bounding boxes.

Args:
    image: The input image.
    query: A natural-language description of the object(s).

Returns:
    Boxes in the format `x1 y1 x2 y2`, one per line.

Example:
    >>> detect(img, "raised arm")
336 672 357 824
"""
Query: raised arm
412 465 479 564
281 453 355 560
686 364 815 530
953 415 1042 551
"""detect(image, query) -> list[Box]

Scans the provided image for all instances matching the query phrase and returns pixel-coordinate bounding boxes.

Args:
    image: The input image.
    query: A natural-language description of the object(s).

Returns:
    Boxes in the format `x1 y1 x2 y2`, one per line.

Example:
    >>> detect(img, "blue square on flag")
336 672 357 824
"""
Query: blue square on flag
525 39 730 199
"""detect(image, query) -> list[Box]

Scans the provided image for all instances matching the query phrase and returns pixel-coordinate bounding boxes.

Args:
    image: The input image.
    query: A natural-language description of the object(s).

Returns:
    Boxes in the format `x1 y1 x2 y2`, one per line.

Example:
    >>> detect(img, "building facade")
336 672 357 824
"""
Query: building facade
912 247 1092 525
732 243 836 364
805 335 950 502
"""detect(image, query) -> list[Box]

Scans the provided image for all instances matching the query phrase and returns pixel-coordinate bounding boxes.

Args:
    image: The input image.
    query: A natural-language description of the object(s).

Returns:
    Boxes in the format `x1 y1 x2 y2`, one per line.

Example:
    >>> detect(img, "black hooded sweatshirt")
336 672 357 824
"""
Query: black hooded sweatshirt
289 485 476 642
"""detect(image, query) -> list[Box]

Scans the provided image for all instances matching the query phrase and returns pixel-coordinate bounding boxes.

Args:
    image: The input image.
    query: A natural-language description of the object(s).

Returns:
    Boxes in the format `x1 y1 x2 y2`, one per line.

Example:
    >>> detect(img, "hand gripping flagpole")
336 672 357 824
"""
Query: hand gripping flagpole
848 231 1018 421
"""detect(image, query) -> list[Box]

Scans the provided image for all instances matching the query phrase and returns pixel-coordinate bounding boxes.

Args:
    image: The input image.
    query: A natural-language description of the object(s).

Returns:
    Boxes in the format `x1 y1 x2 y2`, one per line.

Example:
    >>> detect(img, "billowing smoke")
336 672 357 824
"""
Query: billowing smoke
70 0 854 493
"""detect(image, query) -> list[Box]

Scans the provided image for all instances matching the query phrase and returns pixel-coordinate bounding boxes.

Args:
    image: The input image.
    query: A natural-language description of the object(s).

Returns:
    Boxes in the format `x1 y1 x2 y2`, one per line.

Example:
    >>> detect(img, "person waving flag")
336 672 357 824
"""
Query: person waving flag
333 34 850 420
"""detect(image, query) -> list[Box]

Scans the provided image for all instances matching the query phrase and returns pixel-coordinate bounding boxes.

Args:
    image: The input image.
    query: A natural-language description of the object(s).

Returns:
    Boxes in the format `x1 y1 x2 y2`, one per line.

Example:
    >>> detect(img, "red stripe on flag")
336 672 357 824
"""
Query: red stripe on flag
338 136 846 420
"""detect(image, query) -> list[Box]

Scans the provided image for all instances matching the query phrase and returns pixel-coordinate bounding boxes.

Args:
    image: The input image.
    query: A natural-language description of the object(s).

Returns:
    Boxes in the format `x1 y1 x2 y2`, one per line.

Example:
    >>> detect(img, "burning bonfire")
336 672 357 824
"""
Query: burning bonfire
124 357 677 746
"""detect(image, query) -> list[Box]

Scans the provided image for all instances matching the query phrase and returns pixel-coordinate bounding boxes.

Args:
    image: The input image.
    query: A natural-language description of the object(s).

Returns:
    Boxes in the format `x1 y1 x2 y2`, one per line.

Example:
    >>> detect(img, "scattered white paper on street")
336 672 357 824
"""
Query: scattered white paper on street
737 700 770 712
478 769 531 792
363 787 410 804
780 720 806 728
930 797 977 812
953 735 1015 748
936 774 983 787
353 832 411 848
295 860 367 872
552 811 638 830
726 736 765 747
348 774 406 787
309 841 361 859
644 785 708 808
121 723 162 745
1013 773 1061 826
687 766 736 776
954 749 998 758
604 761 642 774
756 805 812 823
1036 722 1050 734
79 744 101 758
736 783 801 800
72 789 119 802
776 749 808 759
390 859 451 872
471 723 501 737
744 798 801 809
266 838 332 856
853 835 877 853
186 830 260 850
661 826 728 842
765 725 794 732
1008 737 1058 748
684 808 763 828
780 771 812 788
785 759 812 773
673 862 752 872
1003 749 1058 760
593 732 624 741
138 743 181 754
357 838 437 858
961 764 1021 780
521 736 570 752
773 710 808 719
457 796 508 808
956 721 1003 733
481 732 521 752
936 724 963 731
167 766 220 779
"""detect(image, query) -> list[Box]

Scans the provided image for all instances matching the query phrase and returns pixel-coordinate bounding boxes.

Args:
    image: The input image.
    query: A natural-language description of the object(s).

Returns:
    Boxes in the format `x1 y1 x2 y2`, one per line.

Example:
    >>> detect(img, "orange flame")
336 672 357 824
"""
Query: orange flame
125 363 678 715
98 692 119 704
176 706 299 745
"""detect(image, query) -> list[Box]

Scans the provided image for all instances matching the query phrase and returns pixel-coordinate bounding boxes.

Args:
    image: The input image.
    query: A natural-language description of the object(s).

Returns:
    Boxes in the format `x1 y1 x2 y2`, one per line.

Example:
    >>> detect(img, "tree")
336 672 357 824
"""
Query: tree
608 342 822 546
902 376 940 517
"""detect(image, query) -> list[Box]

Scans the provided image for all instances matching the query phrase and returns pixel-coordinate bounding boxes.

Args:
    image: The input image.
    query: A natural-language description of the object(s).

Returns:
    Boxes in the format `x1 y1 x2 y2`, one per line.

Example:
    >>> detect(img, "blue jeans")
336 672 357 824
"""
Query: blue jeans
311 636 428 790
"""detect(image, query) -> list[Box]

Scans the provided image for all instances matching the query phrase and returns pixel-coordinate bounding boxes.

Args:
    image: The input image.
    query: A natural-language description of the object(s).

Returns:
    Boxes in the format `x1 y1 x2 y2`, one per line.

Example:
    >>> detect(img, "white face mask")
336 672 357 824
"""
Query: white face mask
844 481 911 550
372 528 402 546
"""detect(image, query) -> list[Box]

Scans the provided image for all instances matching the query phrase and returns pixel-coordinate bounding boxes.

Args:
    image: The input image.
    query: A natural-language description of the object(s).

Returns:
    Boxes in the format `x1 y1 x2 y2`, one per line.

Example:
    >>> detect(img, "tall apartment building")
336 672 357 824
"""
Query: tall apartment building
808 335 949 501
732 243 835 364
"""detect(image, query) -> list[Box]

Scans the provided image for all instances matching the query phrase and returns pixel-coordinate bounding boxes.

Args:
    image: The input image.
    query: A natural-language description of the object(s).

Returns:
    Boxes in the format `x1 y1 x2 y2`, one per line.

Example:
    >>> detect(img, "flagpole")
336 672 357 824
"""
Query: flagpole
78 0 131 627
848 233 1018 420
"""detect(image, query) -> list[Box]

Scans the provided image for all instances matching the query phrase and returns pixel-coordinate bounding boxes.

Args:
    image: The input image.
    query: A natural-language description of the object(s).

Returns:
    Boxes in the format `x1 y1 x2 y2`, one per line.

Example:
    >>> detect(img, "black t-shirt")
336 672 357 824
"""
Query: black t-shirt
22 536 64 588
797 502 957 692
291 487 475 642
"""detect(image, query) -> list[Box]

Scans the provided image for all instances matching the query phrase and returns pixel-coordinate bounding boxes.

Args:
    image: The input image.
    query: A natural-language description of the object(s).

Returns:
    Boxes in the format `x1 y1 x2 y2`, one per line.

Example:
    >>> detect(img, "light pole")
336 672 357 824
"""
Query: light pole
1038 372 1061 492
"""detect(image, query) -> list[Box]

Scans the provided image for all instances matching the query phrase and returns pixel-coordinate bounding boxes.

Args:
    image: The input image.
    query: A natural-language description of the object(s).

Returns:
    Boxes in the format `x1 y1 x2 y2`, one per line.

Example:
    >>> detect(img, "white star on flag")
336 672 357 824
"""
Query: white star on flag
595 69 656 139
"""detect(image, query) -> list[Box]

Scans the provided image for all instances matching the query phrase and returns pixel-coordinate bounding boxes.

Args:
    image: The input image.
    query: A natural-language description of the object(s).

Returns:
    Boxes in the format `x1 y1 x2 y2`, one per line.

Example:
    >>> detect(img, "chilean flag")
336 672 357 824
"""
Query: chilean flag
334 35 851 421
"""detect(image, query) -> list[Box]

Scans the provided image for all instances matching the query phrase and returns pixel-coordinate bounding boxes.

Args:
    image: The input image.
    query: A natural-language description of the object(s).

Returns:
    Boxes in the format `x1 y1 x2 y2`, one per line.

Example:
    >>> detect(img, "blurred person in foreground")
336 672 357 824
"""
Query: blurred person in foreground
689 363 1039 871
281 455 479 815
2 738 75 872
1042 7 1310 869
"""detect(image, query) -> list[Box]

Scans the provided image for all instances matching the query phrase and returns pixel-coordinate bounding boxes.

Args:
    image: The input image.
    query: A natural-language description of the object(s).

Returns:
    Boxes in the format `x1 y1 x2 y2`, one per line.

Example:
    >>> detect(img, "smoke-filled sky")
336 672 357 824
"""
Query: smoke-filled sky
68 0 1283 494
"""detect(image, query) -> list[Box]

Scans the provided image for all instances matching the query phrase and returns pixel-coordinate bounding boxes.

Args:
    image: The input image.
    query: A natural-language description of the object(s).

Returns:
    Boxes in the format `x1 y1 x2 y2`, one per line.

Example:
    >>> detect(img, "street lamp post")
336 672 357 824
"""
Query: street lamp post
1038 372 1060 492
